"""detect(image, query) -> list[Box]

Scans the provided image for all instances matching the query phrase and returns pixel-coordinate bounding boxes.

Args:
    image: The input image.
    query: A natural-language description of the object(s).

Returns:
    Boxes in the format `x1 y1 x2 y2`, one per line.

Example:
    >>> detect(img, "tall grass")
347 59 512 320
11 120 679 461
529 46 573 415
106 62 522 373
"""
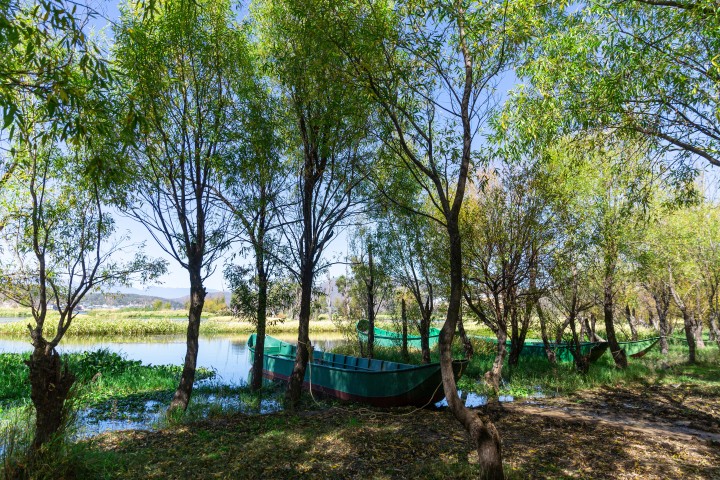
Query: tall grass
0 317 343 337
0 350 215 413
0 386 88 480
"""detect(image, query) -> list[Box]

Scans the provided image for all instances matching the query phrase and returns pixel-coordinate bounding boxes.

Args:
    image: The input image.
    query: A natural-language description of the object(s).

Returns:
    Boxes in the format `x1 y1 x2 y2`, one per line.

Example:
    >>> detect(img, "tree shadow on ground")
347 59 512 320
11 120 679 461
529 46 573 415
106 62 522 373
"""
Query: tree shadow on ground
79 395 720 480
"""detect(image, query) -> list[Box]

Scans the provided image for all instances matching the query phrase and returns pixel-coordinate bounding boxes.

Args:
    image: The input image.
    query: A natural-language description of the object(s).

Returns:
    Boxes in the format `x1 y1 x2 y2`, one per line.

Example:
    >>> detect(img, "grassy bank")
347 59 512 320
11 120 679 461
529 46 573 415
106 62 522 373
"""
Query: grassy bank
333 337 720 399
0 317 342 338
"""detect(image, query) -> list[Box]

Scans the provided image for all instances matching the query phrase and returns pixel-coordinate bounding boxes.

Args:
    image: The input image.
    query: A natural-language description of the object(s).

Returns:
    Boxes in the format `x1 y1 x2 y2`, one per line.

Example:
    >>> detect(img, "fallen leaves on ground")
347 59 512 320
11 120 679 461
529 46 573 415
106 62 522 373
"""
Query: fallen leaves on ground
86 381 720 479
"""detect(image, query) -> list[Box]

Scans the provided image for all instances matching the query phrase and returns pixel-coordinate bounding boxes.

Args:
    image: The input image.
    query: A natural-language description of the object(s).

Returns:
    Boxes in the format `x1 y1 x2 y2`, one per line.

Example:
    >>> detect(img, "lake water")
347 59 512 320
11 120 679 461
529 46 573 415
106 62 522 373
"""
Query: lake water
0 331 496 441
0 332 348 443
0 317 26 323
0 333 346 386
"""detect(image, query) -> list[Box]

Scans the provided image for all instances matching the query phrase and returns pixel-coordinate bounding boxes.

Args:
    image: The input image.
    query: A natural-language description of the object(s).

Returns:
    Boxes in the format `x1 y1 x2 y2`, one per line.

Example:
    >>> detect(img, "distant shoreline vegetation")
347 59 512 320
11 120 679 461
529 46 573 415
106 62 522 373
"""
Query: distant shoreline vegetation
0 313 342 337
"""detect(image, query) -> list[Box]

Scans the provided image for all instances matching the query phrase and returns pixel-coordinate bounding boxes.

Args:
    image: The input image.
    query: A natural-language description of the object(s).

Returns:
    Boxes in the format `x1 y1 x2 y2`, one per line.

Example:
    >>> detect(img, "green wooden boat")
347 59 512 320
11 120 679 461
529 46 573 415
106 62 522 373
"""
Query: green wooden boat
356 320 440 349
473 336 609 363
618 337 659 358
668 334 711 346
248 334 467 407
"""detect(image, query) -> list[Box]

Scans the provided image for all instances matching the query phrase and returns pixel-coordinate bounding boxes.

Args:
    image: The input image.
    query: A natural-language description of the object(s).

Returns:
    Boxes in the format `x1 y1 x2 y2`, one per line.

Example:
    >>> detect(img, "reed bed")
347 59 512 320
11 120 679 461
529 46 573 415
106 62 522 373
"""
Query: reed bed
0 317 342 338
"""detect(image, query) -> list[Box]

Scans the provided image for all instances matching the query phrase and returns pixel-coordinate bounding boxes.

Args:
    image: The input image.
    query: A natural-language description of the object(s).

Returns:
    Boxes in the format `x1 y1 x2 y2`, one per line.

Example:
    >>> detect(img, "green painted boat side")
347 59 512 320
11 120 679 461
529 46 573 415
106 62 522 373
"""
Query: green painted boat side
473 336 609 364
668 335 711 345
356 321 441 349
247 334 467 407
618 337 660 358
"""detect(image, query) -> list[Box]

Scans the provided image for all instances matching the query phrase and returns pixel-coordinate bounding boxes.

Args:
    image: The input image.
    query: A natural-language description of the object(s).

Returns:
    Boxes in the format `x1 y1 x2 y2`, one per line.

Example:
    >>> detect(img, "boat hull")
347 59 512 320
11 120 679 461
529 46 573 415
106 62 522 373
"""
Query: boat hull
473 336 609 364
357 321 440 350
618 337 660 358
248 334 467 407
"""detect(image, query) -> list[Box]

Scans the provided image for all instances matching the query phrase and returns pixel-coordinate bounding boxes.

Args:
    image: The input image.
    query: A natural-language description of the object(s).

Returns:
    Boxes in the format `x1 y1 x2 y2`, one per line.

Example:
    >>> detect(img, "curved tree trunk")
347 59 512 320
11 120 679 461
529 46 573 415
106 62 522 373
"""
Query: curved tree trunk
694 318 705 349
486 329 508 392
554 317 571 345
670 284 697 363
710 313 720 350
651 288 671 354
169 266 206 411
443 221 503 479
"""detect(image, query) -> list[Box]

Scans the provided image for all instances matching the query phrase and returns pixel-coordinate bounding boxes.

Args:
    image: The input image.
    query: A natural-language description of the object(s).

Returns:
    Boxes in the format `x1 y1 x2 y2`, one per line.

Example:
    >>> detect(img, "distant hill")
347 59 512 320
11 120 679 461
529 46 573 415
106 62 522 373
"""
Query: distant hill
174 291 231 306
81 292 184 309
110 286 192 299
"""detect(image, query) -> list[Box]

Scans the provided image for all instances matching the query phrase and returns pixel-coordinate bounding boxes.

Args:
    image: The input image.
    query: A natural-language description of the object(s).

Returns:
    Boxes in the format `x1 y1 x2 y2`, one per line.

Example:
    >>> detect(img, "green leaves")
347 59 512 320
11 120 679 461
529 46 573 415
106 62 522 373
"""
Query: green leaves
514 0 720 167
1 0 112 144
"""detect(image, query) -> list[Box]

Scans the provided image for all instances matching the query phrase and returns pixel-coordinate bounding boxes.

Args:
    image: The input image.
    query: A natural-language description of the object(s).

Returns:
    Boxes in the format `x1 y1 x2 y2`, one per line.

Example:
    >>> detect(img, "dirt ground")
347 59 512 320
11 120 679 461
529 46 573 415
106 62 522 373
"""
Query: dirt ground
89 381 720 479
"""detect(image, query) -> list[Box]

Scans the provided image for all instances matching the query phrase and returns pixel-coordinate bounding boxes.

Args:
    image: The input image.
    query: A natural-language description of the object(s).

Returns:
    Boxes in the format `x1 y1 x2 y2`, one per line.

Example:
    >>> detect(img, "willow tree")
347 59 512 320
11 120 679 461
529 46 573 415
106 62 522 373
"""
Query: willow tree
252 0 373 409
376 208 443 364
217 49 290 392
642 203 720 362
332 1 543 476
1 0 113 208
0 99 164 451
0 0 111 141
462 166 547 386
517 0 719 169
349 227 392 359
114 0 242 411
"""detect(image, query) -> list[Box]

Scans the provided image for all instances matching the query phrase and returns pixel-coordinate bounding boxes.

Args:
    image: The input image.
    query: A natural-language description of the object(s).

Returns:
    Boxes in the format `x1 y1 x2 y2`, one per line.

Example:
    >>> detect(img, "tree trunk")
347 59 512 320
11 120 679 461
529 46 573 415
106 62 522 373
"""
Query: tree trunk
567 312 589 374
652 289 671 355
508 333 522 367
604 274 627 368
286 263 314 409
625 304 638 341
251 254 268 391
443 220 503 479
169 266 206 411
648 311 658 330
486 329 507 392
508 303 522 367
366 246 375 359
694 318 705 349
537 303 556 364
457 309 474 360
28 345 75 450
582 316 604 342
683 310 697 364
508 299 530 367
709 313 720 350
554 317 571 345
420 310 431 364
401 298 409 361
